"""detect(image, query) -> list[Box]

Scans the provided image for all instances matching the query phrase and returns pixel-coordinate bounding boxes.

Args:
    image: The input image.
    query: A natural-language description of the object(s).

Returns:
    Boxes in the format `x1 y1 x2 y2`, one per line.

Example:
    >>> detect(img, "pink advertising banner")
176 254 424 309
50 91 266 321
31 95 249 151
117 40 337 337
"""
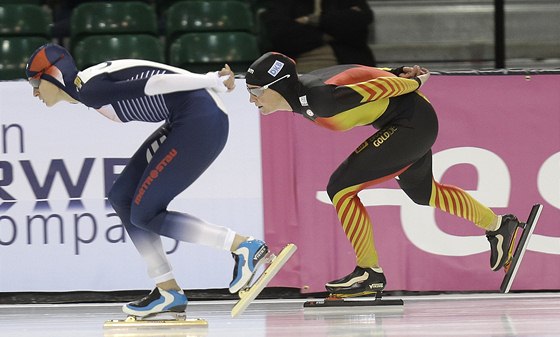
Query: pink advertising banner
261 74 560 293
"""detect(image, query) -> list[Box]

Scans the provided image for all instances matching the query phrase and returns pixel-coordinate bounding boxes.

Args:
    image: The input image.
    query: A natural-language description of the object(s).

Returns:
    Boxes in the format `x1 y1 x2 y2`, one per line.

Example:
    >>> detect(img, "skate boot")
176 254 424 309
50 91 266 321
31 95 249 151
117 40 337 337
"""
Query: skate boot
325 266 386 298
486 214 521 271
229 237 270 293
122 287 187 317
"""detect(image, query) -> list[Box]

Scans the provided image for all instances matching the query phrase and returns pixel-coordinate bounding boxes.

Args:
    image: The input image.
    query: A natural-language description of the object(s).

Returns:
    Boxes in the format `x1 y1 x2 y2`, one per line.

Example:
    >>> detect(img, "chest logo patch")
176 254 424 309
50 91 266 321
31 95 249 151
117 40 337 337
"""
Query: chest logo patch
299 95 309 106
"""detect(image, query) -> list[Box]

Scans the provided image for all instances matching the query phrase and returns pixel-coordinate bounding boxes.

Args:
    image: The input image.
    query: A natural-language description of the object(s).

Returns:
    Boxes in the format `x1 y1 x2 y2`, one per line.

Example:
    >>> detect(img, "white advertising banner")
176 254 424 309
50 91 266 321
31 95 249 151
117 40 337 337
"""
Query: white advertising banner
0 79 263 291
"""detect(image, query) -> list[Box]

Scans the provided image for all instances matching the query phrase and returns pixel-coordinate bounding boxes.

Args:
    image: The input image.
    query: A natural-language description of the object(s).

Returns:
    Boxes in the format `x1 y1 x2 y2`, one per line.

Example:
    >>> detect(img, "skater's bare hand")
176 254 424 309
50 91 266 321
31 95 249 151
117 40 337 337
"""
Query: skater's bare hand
399 65 429 79
219 64 235 92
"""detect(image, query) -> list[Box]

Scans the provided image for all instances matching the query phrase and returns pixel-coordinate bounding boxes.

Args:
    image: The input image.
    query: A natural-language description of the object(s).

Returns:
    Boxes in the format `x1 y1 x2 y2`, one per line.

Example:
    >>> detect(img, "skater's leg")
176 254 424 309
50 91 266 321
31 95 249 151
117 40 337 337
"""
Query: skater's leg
325 158 408 295
328 170 408 269
326 109 437 269
397 151 499 230
127 107 268 294
325 95 439 295
107 126 189 315
397 146 519 271
108 125 177 286
127 111 243 251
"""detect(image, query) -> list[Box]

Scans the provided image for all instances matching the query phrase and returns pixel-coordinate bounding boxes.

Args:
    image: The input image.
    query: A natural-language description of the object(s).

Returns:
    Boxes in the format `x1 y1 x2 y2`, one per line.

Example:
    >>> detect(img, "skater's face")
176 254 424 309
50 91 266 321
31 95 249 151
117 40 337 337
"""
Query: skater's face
30 77 78 107
31 80 64 107
247 85 289 115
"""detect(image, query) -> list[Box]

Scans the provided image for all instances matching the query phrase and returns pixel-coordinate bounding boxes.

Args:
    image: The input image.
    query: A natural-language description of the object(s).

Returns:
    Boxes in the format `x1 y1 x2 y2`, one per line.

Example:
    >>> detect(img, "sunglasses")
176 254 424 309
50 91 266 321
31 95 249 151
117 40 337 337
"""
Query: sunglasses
246 74 291 97
28 54 64 89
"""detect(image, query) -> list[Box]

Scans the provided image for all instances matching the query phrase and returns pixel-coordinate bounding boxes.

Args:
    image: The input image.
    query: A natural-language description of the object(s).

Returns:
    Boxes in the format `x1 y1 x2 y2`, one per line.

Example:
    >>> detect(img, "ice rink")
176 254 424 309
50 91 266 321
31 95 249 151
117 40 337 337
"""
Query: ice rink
2 292 560 337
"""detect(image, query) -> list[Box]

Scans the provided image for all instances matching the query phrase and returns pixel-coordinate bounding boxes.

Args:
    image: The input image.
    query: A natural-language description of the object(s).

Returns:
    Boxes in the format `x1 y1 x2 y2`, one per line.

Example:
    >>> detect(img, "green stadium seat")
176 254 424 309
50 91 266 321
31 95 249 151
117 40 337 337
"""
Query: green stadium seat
169 32 260 73
70 2 157 43
165 1 254 44
0 4 52 37
0 36 49 80
72 34 165 69
157 0 249 17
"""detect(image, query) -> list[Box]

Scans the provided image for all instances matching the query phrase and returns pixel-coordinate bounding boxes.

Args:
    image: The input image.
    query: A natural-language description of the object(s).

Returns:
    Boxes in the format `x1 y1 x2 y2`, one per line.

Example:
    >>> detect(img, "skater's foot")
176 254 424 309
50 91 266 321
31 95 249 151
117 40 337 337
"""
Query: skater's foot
325 266 386 298
122 287 187 317
486 214 520 271
229 237 269 293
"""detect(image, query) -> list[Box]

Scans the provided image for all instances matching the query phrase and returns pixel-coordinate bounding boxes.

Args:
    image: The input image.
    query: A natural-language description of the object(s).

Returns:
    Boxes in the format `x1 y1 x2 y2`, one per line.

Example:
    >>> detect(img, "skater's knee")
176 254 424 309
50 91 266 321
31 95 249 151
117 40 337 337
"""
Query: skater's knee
130 204 162 231
412 196 430 206
402 187 431 206
326 183 338 201
398 178 432 206
130 206 150 229
327 164 352 201
326 176 345 201
107 187 131 214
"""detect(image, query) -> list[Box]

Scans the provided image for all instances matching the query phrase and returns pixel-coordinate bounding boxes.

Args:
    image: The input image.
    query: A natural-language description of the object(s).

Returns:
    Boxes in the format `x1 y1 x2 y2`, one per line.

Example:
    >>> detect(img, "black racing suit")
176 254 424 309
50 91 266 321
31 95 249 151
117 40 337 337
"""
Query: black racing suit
284 65 495 268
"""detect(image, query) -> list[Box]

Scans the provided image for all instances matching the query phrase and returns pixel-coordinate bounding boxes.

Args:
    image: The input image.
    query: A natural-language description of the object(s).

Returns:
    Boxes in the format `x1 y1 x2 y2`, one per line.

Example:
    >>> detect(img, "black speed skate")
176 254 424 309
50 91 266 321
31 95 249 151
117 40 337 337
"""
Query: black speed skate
499 204 543 293
325 266 386 298
486 214 521 271
304 266 403 308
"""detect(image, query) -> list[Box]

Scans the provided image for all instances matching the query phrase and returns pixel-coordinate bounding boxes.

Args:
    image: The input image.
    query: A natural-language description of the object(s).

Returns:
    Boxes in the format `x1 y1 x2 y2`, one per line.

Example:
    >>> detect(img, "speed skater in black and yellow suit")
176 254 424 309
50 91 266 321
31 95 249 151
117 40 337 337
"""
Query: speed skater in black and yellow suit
245 52 522 297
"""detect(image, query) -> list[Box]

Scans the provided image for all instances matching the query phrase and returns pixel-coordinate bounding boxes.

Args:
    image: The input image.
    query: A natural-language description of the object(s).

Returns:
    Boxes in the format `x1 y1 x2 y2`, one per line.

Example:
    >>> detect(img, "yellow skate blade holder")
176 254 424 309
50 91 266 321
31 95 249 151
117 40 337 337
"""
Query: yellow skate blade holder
104 313 208 329
304 291 403 308
231 243 297 318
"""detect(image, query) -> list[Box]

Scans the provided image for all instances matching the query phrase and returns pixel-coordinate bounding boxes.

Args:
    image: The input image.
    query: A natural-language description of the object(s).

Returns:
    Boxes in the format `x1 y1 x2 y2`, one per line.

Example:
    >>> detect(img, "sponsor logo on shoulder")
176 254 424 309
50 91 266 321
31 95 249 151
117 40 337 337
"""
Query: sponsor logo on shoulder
74 76 83 89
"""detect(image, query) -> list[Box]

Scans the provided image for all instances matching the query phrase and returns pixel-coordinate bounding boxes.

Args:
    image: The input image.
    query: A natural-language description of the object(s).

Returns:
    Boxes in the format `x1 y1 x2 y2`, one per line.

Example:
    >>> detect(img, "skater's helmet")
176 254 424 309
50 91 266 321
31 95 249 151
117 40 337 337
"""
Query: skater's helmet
245 52 298 98
26 44 79 98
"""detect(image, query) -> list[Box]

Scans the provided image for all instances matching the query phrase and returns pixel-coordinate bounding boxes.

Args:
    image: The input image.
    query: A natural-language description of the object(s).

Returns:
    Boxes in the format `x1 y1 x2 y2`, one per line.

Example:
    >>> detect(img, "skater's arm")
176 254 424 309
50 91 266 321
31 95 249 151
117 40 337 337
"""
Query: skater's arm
145 65 235 95
78 65 235 108
333 76 419 104
334 66 430 103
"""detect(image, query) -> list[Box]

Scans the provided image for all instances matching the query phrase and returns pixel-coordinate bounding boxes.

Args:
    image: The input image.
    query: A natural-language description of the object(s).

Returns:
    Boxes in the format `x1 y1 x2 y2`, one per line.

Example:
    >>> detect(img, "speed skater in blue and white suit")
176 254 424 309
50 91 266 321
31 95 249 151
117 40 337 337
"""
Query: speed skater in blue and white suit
25 44 269 317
